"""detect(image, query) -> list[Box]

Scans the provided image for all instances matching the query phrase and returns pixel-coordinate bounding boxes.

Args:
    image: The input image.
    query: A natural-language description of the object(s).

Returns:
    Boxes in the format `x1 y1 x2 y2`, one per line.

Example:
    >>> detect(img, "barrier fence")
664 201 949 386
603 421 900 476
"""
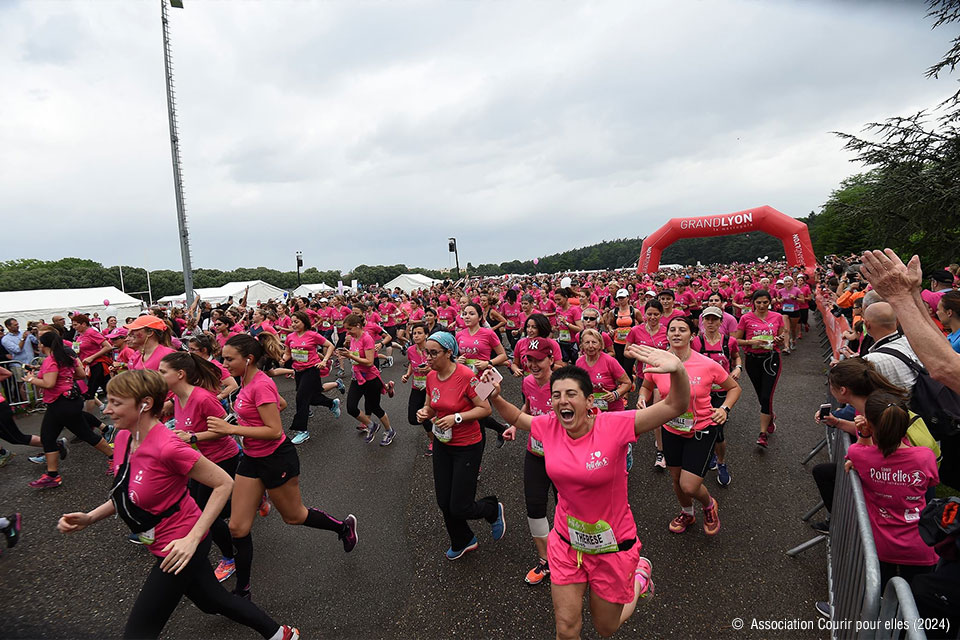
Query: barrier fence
795 309 927 640
0 359 40 408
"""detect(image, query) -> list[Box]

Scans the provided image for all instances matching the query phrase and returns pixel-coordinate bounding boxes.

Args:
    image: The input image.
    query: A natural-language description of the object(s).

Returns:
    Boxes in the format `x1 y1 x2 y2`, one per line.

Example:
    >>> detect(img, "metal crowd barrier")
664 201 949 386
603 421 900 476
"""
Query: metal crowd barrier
875 577 926 640
0 359 40 408
829 434 882 639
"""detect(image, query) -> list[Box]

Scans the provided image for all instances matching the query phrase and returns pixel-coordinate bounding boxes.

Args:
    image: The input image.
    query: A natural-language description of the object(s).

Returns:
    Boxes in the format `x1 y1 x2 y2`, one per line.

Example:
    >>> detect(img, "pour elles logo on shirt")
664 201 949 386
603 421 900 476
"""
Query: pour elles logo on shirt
869 466 927 488
586 450 609 471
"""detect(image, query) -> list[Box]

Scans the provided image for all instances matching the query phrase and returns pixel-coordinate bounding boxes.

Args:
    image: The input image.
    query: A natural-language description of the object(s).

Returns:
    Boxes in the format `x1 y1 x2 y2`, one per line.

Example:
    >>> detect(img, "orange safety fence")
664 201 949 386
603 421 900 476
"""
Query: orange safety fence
816 293 850 361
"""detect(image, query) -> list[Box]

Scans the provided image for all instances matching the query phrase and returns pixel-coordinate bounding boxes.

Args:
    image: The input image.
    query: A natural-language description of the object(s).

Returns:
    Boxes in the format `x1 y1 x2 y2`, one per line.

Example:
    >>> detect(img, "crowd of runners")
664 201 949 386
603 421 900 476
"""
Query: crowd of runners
2 253 959 639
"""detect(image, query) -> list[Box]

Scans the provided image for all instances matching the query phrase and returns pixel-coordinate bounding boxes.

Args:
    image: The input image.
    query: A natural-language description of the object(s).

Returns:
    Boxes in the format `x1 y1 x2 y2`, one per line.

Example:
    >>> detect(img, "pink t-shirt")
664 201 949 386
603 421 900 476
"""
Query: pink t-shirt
437 306 458 329
778 286 803 313
626 323 668 350
209 357 231 381
174 386 237 463
501 302 523 330
112 427 203 558
408 308 425 324
554 305 582 343
798 285 812 310
406 344 431 390
347 332 381 383
531 411 638 544
576 352 627 411
216 332 238 351
75 328 111 365
285 331 329 372
455 327 501 368
129 345 177 371
737 312 785 354
645 350 727 435
846 443 939 566
234 370 286 457
691 335 739 375
38 355 75 403
113 346 137 367
379 302 399 327
426 364 482 446
522 375 552 456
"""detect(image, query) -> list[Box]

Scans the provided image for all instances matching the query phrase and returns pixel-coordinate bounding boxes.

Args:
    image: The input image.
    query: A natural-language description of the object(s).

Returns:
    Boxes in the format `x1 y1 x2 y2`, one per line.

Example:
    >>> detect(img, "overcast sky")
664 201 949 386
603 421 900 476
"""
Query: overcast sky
1 0 953 274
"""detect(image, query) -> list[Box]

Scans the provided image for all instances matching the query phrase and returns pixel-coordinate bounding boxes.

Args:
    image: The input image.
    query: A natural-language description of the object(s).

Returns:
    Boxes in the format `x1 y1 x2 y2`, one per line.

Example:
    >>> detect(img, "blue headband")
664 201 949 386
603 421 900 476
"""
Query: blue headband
428 331 458 357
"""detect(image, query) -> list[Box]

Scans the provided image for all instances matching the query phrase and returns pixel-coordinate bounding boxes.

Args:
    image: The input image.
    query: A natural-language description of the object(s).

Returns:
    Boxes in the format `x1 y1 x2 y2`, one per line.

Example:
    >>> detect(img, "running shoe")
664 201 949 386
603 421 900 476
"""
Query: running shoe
290 430 310 445
233 586 251 601
105 456 114 476
815 601 832 619
635 556 655 598
214 557 236 582
336 365 345 378
654 449 666 469
496 431 506 449
0 450 13 468
330 398 341 418
340 514 358 553
356 422 368 432
756 432 769 448
364 422 381 444
703 498 720 536
258 494 271 517
525 558 550 585
717 463 731 486
491 502 507 541
2 512 21 548
336 378 346 394
626 443 634 472
386 380 395 398
810 518 830 535
128 532 143 544
708 453 717 470
308 409 314 418
102 423 117 444
424 441 433 457
58 437 69 461
28 452 46 464
279 625 300 640
380 428 396 446
445 537 479 560
29 473 62 489
768 418 777 434
668 511 695 534
385 355 394 368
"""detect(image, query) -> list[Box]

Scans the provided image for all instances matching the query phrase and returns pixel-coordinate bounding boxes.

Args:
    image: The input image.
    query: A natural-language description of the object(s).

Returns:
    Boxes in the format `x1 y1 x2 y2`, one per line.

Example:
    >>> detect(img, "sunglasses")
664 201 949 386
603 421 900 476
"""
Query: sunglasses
424 349 445 357
583 316 599 321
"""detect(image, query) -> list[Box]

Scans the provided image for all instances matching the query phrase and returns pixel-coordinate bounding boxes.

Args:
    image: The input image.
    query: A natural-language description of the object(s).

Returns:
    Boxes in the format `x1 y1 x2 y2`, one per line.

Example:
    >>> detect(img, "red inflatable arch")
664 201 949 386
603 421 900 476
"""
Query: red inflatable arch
637 205 816 276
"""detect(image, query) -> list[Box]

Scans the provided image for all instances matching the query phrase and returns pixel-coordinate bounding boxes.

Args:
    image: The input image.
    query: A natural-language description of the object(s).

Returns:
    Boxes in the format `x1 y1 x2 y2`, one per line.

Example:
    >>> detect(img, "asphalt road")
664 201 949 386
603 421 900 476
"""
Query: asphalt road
1 318 834 639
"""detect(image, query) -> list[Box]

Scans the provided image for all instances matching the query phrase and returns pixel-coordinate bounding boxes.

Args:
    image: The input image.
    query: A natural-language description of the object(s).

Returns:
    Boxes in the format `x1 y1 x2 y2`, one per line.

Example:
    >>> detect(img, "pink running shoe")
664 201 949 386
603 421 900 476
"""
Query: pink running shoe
635 556 655 598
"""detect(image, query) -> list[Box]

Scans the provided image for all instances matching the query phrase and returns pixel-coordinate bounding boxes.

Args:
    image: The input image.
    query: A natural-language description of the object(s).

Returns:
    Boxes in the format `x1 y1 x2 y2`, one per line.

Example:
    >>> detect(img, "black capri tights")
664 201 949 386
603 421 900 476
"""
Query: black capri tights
41 396 101 452
408 386 431 434
0 401 32 446
347 377 385 420
123 536 278 639
523 450 556 519
744 351 781 415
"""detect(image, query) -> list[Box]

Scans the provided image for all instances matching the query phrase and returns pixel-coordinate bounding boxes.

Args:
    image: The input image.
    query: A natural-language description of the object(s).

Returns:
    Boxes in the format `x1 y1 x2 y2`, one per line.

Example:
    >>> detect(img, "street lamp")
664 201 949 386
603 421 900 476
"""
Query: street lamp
296 251 303 286
448 237 460 278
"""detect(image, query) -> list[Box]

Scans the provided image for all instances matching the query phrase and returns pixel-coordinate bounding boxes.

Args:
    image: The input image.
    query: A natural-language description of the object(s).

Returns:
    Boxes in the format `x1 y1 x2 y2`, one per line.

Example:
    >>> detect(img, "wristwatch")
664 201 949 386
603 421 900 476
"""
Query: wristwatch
189 434 198 445
454 413 463 424
721 406 731 413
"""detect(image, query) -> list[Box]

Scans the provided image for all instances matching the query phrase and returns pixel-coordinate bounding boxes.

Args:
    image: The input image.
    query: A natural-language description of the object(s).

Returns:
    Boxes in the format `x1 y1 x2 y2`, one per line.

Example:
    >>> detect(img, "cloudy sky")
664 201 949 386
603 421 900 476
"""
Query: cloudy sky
1 0 952 274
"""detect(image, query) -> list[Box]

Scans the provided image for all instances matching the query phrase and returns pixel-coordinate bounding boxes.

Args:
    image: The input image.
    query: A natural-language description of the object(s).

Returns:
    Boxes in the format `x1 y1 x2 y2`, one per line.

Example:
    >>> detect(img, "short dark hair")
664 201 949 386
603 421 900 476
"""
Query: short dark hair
550 365 593 398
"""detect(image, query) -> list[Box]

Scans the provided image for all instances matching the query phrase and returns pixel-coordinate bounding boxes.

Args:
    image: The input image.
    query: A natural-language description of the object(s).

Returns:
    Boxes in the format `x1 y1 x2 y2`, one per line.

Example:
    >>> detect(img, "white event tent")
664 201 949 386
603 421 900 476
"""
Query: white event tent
0 286 143 328
292 283 335 297
383 273 441 294
158 280 286 306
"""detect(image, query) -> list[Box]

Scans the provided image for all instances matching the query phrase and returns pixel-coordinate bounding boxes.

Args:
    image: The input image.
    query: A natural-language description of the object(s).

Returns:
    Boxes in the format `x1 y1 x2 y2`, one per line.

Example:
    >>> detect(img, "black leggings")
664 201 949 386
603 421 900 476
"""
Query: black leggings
744 351 781 415
335 332 348 349
612 343 635 379
506 328 522 351
408 386 431 434
0 401 32 447
123 536 279 639
41 396 101 453
347 377 385 420
188 454 239 559
292 367 333 429
523 450 556 520
558 341 578 364
432 439 498 551
82 362 110 400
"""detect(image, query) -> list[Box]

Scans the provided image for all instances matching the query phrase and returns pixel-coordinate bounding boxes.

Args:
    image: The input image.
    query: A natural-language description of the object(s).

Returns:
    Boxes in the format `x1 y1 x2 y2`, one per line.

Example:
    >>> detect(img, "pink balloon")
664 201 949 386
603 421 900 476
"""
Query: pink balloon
103 299 110 306
533 258 539 265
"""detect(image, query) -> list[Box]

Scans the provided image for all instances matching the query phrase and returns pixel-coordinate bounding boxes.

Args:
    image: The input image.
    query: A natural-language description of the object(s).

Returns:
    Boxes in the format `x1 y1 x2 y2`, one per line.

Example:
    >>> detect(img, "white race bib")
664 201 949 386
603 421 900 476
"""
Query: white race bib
666 411 695 433
291 348 309 363
592 392 609 411
566 516 618 554
529 436 544 456
432 423 453 443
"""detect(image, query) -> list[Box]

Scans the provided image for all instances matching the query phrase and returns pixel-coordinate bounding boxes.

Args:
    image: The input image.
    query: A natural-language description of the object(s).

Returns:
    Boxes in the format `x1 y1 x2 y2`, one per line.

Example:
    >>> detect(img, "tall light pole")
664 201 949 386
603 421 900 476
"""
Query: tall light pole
448 237 460 279
296 251 303 286
161 0 195 306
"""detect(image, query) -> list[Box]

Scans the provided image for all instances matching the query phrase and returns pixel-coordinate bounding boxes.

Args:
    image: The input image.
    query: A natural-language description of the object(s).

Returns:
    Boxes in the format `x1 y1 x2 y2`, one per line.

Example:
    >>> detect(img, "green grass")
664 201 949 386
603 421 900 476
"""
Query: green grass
936 484 960 499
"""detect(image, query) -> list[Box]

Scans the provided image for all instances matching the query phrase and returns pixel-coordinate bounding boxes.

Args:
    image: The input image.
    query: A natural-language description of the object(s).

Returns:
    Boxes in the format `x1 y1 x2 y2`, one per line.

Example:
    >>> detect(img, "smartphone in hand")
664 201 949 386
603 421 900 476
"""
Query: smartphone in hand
474 367 503 400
